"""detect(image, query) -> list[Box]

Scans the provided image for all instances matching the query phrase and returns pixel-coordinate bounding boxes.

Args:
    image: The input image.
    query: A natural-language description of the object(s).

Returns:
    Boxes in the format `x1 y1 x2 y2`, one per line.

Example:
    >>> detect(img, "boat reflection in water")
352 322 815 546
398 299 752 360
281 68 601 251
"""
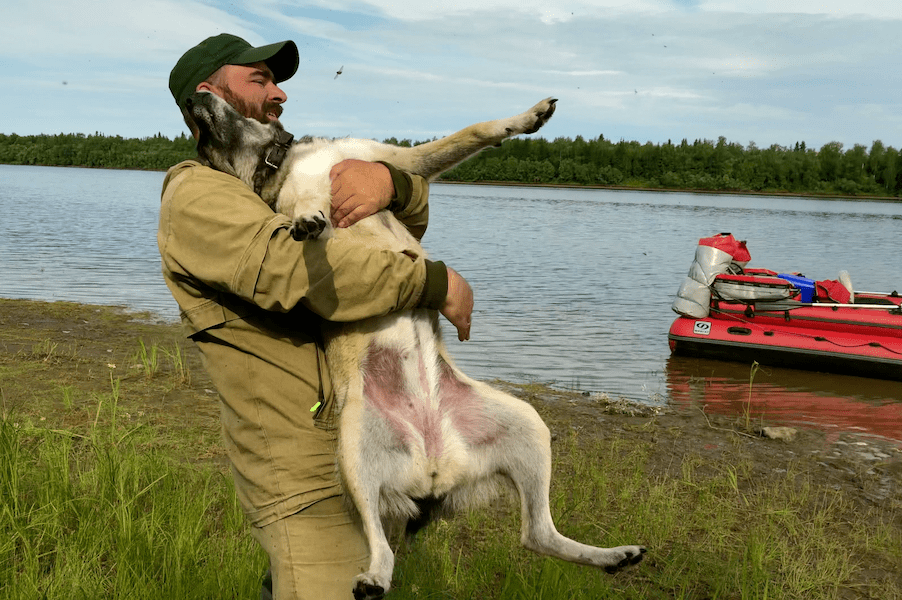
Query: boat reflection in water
665 355 902 444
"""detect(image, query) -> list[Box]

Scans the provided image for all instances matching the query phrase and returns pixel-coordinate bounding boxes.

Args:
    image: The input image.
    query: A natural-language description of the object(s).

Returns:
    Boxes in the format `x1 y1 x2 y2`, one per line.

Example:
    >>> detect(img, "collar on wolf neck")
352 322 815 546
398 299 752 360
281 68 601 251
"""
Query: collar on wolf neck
254 129 295 196
264 129 295 170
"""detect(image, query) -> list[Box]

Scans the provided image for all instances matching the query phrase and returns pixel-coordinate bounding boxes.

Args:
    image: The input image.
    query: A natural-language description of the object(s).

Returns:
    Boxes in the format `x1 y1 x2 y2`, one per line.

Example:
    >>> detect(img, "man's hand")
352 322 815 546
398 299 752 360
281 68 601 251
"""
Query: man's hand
440 267 473 342
329 159 395 228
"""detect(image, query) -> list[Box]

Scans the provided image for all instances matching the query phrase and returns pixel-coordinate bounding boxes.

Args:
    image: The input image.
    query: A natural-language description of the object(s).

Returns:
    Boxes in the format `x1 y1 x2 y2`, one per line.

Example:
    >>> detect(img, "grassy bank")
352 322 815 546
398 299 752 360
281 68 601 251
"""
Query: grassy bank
1 299 900 599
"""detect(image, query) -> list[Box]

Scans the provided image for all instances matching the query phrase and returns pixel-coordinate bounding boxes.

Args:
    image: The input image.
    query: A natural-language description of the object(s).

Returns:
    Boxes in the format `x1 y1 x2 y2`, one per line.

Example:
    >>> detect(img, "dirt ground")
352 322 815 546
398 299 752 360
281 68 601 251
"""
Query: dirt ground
505 382 902 510
2 297 898 509
2 297 900 595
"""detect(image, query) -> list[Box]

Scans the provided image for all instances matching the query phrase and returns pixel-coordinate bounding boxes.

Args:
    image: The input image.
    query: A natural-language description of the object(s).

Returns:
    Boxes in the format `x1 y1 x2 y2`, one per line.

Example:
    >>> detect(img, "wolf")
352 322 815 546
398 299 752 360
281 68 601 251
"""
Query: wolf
185 91 645 599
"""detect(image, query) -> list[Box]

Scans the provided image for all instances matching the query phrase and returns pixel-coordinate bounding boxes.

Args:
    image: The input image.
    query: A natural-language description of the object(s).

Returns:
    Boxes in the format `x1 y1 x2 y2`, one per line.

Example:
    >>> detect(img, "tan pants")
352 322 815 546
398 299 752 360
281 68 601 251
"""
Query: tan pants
252 496 370 599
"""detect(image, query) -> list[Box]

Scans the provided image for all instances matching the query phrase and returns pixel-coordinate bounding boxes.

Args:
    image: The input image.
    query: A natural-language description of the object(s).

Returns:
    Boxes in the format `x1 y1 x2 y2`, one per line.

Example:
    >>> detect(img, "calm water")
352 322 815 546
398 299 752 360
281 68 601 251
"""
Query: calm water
2 165 901 440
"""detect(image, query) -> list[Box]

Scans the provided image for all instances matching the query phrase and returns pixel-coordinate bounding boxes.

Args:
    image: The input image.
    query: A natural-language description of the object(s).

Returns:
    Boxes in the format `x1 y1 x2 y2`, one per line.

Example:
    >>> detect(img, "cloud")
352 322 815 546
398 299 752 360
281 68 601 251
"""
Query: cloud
697 0 902 19
0 0 256 60
261 0 902 22
543 69 623 77
1 0 900 149
262 0 657 23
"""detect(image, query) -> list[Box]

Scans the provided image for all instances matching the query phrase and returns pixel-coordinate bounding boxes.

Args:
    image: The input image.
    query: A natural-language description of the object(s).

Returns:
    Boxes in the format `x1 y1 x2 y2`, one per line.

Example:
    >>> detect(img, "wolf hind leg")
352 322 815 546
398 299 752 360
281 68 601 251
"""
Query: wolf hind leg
441 368 646 572
338 393 416 599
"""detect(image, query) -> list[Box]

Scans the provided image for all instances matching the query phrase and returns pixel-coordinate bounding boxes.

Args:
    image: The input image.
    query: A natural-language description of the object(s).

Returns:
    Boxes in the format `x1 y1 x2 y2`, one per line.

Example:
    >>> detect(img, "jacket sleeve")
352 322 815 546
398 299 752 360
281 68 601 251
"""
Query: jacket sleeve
379 162 430 241
159 163 439 322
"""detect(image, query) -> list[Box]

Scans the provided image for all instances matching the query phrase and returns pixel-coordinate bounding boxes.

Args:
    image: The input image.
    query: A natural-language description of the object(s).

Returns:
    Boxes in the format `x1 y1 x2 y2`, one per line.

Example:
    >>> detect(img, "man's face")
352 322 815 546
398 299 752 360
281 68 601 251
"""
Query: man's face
198 61 287 124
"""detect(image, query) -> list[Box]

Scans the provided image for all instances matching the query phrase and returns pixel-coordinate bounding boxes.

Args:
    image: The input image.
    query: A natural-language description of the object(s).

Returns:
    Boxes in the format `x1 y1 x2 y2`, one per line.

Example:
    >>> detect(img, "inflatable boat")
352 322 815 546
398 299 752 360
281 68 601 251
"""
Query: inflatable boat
668 233 902 381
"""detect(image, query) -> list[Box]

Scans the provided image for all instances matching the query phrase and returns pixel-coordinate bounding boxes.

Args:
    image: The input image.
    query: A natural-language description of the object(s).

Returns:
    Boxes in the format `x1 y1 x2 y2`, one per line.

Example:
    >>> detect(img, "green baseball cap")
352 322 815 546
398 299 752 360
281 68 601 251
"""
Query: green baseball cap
169 33 299 108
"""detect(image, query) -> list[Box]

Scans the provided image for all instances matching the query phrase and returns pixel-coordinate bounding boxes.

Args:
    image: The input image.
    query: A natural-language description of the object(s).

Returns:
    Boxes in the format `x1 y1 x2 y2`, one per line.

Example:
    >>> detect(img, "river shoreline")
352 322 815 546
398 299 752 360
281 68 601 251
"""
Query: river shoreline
436 178 902 203
3 161 900 203
2 295 898 461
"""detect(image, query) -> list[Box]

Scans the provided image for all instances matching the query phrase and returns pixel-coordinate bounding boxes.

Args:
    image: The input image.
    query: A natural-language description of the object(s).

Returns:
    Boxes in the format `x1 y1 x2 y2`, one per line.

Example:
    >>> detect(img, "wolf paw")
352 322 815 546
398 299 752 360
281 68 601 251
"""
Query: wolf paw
352 580 386 600
289 211 329 241
522 97 557 134
504 97 557 138
603 546 647 574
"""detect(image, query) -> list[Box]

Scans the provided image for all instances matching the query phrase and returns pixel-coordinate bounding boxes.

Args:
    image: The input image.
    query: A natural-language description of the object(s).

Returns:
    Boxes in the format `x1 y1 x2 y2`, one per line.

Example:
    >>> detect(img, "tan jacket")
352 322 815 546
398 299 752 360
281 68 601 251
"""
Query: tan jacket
158 160 437 526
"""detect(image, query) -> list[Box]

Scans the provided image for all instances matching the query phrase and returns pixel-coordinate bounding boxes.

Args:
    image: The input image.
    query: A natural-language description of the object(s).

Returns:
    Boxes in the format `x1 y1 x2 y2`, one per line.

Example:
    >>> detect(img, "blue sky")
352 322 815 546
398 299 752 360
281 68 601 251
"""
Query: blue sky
3 0 901 151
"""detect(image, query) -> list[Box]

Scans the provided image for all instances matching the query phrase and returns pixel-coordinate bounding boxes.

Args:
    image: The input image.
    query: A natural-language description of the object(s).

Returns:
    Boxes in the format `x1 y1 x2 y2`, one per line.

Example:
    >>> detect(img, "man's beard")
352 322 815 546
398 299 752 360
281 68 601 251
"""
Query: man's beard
221 85 282 124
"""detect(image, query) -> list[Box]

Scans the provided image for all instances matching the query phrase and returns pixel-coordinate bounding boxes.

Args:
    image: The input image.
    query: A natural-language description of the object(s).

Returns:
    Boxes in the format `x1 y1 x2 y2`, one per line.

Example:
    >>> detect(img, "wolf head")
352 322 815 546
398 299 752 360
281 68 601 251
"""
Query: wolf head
185 91 291 203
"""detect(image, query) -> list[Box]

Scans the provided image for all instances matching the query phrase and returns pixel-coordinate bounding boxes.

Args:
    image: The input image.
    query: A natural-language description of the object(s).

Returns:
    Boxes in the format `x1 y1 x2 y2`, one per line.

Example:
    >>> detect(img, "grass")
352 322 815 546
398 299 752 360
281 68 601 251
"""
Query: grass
388 432 899 600
0 299 900 599
135 339 159 379
0 410 267 599
2 392 900 599
744 361 761 432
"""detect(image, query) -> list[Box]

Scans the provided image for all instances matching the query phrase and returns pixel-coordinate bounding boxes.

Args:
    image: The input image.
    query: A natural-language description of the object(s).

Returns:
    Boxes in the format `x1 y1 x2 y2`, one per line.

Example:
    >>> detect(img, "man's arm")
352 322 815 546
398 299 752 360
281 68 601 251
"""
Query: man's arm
160 163 434 323
329 159 428 238
329 159 395 229
328 158 471 340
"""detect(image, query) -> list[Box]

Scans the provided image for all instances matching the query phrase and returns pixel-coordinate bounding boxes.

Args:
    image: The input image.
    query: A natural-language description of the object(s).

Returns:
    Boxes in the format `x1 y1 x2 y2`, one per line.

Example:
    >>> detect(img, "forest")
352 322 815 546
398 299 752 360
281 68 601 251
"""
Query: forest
1 130 901 198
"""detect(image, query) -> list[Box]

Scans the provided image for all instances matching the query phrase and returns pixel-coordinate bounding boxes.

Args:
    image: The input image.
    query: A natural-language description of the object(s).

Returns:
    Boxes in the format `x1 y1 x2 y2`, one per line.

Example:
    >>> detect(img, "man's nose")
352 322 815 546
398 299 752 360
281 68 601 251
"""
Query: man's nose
269 82 287 104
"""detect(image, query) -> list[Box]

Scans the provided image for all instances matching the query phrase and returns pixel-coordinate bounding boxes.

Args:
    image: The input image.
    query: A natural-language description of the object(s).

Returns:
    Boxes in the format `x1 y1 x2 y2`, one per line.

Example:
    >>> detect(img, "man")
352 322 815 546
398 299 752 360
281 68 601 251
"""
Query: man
160 33 473 599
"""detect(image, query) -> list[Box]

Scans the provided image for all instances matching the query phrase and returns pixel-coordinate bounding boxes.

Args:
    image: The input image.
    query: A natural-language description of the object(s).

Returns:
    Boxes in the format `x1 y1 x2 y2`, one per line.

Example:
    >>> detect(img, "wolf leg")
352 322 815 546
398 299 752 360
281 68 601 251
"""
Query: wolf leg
337 397 399 599
439 366 646 572
367 98 558 180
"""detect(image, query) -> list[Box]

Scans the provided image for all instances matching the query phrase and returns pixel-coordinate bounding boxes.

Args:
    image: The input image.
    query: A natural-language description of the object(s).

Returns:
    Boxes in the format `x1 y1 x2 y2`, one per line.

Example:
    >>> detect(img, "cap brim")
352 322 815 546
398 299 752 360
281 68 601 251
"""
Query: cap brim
232 40 299 83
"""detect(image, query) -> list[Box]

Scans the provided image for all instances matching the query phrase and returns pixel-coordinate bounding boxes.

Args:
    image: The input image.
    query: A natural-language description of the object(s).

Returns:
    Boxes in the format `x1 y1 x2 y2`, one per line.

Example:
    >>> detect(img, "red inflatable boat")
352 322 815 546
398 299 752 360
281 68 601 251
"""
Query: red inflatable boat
668 234 902 380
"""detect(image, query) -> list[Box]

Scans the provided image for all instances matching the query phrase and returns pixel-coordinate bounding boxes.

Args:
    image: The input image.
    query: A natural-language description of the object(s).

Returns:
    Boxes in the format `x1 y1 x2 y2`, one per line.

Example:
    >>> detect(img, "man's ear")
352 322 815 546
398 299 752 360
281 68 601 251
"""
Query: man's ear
196 81 214 93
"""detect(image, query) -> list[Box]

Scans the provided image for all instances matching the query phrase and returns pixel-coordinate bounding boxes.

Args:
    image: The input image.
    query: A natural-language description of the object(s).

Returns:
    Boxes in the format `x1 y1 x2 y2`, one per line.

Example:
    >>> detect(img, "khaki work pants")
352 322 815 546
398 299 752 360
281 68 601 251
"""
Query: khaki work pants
252 496 370 599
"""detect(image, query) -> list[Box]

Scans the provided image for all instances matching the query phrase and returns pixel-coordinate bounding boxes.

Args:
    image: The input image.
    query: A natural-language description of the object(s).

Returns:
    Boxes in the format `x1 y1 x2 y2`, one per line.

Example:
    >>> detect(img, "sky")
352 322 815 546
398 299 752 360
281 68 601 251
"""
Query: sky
3 0 901 152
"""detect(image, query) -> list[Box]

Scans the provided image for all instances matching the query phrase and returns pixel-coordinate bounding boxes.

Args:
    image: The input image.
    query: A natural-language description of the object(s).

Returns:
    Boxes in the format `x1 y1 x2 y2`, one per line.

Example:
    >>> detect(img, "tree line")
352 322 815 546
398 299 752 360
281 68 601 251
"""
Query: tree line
2 131 901 198
0 132 195 172
437 135 902 198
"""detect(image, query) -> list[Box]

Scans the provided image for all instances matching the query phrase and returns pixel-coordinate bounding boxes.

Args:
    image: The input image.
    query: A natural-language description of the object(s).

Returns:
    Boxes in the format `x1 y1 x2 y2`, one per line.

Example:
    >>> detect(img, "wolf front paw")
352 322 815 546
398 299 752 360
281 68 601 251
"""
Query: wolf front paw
289 211 329 241
504 97 557 138
523 97 557 134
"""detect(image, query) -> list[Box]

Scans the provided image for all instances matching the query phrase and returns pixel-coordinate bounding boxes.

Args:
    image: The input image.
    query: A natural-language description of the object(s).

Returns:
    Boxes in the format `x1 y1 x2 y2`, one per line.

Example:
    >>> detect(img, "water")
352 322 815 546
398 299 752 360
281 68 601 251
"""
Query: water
1 165 170 315
2 165 901 440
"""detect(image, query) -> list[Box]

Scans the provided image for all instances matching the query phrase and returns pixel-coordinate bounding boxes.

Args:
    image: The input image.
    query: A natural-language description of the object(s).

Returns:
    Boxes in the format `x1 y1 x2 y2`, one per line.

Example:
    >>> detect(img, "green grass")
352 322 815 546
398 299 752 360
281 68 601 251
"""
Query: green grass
0 413 266 599
387 434 901 599
2 406 900 599
1 302 899 599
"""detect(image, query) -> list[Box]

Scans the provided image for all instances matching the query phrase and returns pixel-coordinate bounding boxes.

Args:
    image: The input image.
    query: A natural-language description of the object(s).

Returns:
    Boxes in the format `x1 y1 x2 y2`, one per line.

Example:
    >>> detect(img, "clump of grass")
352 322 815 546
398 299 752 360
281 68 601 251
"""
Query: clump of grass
29 339 59 362
162 342 191 386
0 404 266 600
135 338 160 379
743 360 761 432
59 384 76 410
4 400 901 599
129 339 191 388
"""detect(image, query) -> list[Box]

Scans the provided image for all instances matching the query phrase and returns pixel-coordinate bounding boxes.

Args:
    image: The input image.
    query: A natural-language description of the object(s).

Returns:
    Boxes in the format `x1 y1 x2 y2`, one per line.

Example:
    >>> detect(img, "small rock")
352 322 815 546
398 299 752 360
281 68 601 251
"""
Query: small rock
758 426 798 442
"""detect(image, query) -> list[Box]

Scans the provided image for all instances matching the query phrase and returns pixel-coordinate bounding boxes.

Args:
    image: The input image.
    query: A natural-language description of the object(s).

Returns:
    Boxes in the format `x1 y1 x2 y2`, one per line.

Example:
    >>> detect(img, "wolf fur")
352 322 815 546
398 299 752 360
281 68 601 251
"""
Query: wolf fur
186 91 645 599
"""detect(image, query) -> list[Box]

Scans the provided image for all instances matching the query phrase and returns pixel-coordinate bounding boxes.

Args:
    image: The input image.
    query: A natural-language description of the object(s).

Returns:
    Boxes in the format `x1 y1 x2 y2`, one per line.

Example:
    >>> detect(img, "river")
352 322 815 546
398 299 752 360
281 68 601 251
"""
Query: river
2 164 900 441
